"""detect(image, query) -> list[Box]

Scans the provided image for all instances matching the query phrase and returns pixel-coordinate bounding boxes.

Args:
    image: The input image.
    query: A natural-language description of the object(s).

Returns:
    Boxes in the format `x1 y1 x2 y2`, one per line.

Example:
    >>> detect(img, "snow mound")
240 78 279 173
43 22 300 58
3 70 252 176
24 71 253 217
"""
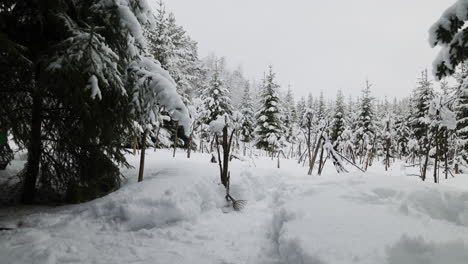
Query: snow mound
269 175 468 264
387 235 468 264
87 174 222 231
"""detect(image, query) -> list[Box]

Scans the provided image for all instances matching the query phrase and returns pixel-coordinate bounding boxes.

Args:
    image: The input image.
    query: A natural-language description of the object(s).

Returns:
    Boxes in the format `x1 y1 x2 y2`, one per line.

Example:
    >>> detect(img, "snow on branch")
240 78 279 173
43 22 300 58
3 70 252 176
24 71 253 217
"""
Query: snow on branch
128 56 191 134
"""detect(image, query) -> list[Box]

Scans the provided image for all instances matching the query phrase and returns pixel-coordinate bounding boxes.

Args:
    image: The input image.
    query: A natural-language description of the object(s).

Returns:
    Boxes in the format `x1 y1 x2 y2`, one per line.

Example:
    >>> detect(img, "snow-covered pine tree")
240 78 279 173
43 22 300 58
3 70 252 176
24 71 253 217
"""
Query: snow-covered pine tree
453 63 468 172
147 0 174 68
380 101 396 171
202 62 233 125
283 86 297 144
316 91 326 120
409 70 435 180
410 70 434 145
239 82 256 155
255 66 284 154
295 97 307 156
429 2 468 173
145 2 203 149
0 0 190 203
306 93 313 108
330 90 346 145
394 105 412 159
355 80 376 169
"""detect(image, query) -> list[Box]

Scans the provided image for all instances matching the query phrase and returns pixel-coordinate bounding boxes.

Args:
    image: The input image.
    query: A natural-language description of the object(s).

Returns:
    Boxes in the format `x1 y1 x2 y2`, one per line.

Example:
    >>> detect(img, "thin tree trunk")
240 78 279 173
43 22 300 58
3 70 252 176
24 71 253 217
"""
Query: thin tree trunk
421 137 431 181
444 131 449 180
22 94 43 204
309 135 323 175
173 121 178 158
317 146 325 174
132 135 138 155
187 132 193 159
433 127 439 184
138 131 147 182
215 135 223 182
385 138 390 171
277 151 280 168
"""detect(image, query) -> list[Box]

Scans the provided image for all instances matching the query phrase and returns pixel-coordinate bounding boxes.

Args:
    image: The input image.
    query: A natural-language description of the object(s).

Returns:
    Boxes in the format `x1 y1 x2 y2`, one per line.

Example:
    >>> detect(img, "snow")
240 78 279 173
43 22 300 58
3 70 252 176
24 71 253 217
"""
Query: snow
1 151 468 263
87 75 102 100
429 0 468 47
209 116 226 133
129 56 191 134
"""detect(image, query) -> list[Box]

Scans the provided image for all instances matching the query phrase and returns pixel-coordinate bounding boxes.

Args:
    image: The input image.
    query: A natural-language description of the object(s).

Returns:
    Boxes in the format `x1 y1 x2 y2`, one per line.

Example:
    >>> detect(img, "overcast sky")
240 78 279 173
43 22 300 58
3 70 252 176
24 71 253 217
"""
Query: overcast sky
161 0 454 99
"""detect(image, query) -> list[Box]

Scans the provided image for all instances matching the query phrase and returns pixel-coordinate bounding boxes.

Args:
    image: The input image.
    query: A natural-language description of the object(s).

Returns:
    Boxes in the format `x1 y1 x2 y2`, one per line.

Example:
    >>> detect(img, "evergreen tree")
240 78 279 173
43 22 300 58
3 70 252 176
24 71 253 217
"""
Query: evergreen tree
410 70 434 144
355 80 376 168
0 0 189 203
255 66 284 153
331 90 346 144
454 63 468 171
307 93 314 109
202 63 232 125
316 91 326 120
239 83 255 144
283 86 297 143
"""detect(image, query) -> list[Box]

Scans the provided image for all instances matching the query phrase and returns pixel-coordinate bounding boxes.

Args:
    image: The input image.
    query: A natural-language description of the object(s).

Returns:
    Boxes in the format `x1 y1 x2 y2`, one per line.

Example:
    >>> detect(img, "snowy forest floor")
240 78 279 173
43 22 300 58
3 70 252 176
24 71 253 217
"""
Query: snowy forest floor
1 149 468 264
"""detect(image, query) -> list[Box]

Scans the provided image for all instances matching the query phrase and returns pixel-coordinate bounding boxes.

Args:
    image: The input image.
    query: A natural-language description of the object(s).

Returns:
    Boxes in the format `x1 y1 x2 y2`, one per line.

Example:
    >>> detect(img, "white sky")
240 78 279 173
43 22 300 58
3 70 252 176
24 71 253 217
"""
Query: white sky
161 0 455 99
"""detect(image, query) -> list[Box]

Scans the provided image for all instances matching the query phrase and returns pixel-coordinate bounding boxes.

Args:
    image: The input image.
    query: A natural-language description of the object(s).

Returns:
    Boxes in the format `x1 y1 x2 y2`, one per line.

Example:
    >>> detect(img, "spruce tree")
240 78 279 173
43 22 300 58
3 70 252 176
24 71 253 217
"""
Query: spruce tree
331 90 346 144
453 63 468 171
0 0 189 203
239 83 255 145
202 63 232 125
255 66 284 153
355 81 376 168
410 70 434 144
283 86 297 143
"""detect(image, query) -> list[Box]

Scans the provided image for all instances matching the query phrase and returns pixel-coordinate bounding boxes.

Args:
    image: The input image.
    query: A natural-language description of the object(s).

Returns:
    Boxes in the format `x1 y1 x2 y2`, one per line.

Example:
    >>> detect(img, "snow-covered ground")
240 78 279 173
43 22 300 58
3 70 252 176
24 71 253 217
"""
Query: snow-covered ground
1 150 468 264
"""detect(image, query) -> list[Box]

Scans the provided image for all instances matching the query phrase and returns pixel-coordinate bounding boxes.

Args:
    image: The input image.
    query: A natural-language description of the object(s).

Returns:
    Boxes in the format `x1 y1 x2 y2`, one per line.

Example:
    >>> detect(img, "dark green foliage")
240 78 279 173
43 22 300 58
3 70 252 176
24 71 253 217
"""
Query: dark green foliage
0 0 155 203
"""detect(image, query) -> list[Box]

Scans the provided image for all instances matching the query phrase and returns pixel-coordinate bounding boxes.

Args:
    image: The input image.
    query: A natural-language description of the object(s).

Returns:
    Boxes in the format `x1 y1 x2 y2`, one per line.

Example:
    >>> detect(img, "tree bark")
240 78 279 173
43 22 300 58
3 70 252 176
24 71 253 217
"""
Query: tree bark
385 137 391 171
187 132 193 159
222 124 229 187
277 151 280 169
309 135 323 175
421 137 431 181
22 94 43 204
138 131 147 182
173 121 178 158
317 146 325 174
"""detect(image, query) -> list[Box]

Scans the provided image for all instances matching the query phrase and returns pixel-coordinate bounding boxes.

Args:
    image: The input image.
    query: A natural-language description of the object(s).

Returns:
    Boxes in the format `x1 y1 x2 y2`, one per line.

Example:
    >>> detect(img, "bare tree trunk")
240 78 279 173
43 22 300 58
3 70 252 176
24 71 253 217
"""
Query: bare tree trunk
309 135 323 175
421 138 431 181
444 131 449 180
132 135 138 155
433 127 439 184
385 137 391 171
187 132 193 159
277 151 280 168
317 146 325 175
22 94 43 204
138 131 147 182
153 125 161 151
215 136 223 181
173 121 178 158
222 124 229 187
